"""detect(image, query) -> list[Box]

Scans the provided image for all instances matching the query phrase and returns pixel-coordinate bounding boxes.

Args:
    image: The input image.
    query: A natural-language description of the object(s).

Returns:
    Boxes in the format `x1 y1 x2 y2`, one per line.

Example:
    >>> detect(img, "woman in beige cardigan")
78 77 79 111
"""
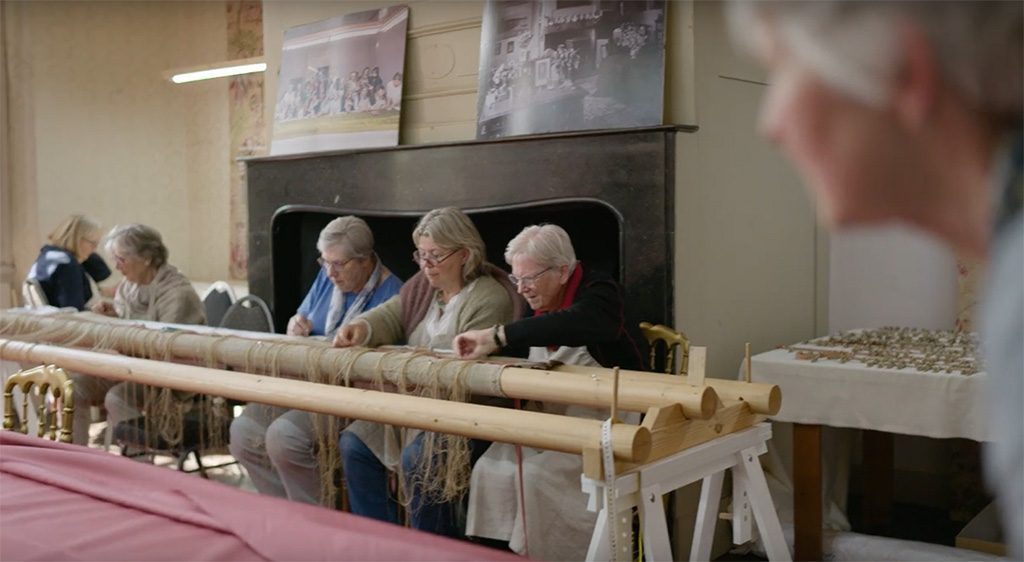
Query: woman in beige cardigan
333 207 522 539
71 223 205 445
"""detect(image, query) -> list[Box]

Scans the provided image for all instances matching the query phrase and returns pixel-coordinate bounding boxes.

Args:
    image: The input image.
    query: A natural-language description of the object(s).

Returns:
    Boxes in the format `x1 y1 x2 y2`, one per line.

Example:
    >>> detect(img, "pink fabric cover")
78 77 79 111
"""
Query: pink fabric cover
0 431 523 561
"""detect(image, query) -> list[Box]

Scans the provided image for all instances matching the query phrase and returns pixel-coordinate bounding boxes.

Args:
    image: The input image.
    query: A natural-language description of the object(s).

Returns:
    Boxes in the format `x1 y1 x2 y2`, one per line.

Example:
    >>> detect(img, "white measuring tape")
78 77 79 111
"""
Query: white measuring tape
601 418 632 562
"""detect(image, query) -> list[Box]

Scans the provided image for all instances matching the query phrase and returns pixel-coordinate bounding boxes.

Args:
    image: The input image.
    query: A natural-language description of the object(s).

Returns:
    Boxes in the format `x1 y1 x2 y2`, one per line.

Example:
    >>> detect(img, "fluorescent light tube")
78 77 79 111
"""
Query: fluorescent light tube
171 62 267 84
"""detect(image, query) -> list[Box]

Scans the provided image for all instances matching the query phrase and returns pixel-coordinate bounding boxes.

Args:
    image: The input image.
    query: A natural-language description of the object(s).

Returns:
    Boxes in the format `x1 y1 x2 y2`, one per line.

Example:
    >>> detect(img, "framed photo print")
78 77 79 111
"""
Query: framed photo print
475 0 666 139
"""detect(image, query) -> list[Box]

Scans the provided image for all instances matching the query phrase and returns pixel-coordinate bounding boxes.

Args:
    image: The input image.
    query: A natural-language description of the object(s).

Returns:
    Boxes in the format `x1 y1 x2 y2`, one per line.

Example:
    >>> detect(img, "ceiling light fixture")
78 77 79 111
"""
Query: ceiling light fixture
165 56 266 84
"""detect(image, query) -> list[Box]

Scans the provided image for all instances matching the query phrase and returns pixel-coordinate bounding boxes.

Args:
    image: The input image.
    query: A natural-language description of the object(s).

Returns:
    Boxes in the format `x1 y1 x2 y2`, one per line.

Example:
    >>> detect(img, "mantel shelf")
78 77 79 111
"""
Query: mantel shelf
241 124 698 163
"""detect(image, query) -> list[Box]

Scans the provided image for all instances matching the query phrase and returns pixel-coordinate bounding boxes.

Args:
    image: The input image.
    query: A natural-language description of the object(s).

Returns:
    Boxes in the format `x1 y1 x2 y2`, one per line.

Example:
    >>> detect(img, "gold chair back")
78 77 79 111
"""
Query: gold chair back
22 279 48 309
3 365 75 442
639 322 691 375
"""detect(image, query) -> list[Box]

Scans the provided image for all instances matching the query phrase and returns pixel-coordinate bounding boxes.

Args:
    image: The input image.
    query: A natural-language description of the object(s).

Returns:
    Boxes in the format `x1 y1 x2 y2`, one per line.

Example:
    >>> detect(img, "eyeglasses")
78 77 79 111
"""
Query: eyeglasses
81 237 99 246
317 256 355 271
508 267 553 287
412 249 458 267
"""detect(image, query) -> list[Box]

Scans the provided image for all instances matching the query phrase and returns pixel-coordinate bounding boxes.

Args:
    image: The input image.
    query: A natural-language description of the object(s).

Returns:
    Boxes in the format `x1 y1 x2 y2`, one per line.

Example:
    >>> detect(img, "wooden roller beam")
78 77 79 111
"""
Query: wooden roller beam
0 312 719 418
552 363 781 415
497 366 718 419
0 338 651 463
696 378 781 415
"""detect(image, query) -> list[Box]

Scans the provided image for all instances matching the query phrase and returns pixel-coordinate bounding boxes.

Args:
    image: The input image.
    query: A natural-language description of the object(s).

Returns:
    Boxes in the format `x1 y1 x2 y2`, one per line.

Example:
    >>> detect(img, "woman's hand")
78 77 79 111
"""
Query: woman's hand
287 313 313 336
91 300 117 317
333 321 369 348
453 328 498 360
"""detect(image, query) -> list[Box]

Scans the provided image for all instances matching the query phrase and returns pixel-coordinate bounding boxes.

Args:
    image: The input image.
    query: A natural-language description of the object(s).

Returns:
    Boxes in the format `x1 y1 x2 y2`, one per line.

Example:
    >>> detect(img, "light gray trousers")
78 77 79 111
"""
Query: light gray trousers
69 374 120 446
228 404 321 505
70 374 189 447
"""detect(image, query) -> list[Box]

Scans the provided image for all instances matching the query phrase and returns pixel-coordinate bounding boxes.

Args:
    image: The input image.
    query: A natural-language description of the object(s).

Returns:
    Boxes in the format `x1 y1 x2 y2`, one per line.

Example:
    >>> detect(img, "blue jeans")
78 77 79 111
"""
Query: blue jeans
339 431 490 538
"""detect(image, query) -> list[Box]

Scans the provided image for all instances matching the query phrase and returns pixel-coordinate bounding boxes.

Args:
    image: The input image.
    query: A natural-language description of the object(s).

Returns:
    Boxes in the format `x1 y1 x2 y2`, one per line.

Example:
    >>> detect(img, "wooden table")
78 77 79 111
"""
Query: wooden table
747 345 988 560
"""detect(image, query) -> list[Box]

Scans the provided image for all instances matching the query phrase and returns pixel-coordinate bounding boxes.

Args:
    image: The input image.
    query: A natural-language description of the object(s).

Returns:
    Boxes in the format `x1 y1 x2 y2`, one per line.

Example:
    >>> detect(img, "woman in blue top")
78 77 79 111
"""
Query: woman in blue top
287 216 401 336
27 214 111 310
229 216 402 506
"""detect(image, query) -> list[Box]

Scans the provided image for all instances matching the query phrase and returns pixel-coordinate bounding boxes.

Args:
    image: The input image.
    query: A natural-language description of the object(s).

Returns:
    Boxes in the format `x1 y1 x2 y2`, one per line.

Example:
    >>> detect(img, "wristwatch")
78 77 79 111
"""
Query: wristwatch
492 325 503 349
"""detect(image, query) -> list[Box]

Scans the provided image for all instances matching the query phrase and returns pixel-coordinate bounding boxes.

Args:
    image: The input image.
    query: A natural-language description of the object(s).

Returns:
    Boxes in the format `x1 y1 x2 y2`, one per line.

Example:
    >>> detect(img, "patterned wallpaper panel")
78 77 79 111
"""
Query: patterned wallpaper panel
227 0 266 280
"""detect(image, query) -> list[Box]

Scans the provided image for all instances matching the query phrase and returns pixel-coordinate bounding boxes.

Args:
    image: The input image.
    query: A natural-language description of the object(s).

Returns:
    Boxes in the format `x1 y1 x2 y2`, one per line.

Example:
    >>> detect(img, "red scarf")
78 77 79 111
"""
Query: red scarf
534 264 584 351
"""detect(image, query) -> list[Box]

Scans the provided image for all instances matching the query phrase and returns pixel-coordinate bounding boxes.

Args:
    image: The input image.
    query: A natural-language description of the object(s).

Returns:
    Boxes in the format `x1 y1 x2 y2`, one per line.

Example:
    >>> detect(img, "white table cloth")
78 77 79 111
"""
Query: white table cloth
746 347 988 442
737 335 991 560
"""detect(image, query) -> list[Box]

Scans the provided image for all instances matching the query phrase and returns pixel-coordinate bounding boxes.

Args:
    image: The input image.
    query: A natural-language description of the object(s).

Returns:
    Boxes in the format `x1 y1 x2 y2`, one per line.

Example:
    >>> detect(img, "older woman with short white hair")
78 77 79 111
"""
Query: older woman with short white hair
71 223 205 446
229 215 402 506
454 224 648 560
727 1 1022 556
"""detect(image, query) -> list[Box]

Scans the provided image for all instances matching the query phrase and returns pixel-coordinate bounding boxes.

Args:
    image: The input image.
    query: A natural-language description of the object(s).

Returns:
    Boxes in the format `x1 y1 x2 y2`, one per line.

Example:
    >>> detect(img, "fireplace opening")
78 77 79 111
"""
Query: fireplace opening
270 199 621 332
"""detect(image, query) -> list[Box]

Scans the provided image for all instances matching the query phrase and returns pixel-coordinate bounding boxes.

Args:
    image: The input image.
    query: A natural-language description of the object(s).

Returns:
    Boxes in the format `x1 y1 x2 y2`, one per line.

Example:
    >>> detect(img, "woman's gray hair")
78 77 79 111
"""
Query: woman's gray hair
727 1 1023 123
504 224 578 274
317 216 375 259
412 207 487 282
104 223 169 268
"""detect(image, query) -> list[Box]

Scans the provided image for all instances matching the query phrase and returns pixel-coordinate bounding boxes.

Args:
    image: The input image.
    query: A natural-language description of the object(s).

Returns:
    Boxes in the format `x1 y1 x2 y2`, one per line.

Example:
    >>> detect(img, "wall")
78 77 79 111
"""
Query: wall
0 2 16 307
673 1 818 378
1 1 231 293
829 226 957 332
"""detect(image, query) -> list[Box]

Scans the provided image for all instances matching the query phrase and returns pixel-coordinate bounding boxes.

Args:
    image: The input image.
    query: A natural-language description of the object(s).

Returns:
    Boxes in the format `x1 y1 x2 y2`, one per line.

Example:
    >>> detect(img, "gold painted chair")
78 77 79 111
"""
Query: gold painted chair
638 322 693 533
639 322 691 376
22 279 48 309
3 365 74 442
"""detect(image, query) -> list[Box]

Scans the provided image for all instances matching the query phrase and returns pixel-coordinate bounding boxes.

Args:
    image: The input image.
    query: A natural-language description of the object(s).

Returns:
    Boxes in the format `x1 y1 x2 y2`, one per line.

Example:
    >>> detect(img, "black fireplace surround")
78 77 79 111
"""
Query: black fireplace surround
244 125 694 334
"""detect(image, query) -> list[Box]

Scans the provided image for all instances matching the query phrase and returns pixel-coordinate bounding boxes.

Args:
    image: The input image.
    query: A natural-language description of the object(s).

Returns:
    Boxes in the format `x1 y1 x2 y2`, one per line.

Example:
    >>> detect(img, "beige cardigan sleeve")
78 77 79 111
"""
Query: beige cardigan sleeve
360 294 405 348
453 275 515 334
154 284 206 326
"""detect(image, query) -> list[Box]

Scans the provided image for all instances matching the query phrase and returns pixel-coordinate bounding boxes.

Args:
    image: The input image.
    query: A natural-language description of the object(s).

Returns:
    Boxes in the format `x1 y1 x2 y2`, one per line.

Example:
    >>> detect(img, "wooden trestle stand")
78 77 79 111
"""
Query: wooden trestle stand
579 346 790 562
0 312 790 561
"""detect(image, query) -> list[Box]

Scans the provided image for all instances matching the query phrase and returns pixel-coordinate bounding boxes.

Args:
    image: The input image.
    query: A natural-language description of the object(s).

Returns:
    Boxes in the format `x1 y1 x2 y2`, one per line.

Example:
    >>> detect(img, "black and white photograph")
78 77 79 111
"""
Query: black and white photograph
271 5 409 155
476 0 666 140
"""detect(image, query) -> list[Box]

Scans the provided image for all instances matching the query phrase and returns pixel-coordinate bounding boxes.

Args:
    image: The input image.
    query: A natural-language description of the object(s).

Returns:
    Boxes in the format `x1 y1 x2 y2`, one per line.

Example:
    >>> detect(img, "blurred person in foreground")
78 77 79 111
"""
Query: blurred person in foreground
727 1 1022 555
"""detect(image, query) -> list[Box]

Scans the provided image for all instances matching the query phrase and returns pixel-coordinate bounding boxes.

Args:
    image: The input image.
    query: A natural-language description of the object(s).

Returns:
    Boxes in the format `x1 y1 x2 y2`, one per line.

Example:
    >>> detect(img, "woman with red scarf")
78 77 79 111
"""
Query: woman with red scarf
454 224 648 560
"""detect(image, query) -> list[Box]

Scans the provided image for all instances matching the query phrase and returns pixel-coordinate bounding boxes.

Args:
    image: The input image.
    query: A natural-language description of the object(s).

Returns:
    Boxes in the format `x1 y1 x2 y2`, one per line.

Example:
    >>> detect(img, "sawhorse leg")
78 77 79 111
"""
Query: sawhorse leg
587 507 612 561
735 446 790 560
691 449 790 562
639 482 673 561
690 471 724 561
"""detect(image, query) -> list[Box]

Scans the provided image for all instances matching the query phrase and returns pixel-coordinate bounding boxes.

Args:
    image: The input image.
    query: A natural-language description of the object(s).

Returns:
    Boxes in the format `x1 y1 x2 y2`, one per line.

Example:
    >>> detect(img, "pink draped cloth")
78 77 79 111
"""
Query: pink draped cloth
0 431 523 561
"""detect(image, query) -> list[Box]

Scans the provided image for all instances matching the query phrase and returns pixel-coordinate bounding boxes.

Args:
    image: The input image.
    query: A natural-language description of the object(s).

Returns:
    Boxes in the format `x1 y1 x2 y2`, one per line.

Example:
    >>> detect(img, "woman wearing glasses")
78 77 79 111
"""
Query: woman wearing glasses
286 216 402 338
76 223 206 446
26 214 111 311
229 215 402 506
332 206 523 539
453 224 649 560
